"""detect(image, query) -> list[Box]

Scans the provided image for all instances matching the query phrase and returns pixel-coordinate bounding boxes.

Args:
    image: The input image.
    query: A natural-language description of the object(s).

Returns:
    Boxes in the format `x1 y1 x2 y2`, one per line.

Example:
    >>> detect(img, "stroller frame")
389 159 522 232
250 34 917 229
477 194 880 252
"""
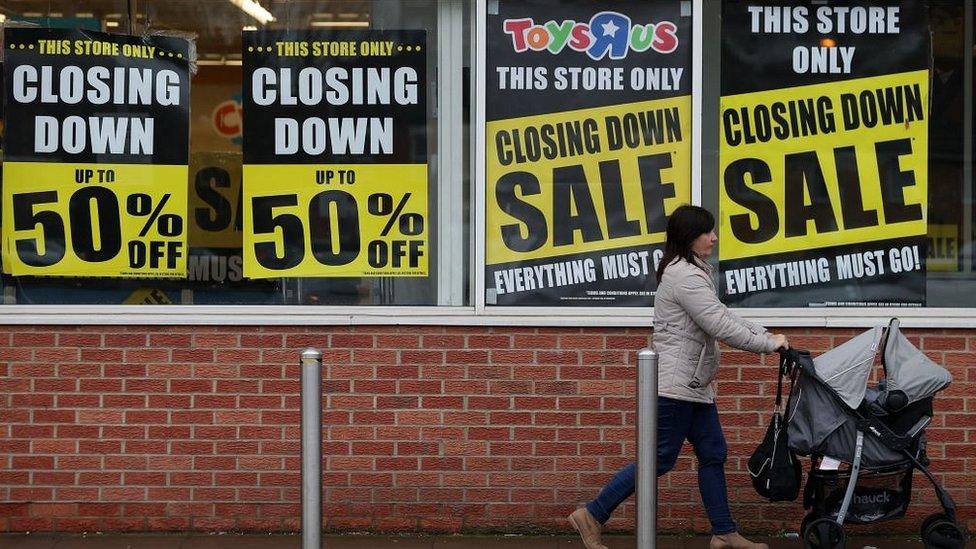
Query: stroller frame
784 319 964 548
798 375 955 526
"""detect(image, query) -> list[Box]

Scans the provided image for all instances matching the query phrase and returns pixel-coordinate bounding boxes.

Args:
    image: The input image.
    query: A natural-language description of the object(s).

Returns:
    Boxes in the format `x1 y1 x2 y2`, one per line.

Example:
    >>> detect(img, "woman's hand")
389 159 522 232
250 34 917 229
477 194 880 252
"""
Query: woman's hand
770 333 789 351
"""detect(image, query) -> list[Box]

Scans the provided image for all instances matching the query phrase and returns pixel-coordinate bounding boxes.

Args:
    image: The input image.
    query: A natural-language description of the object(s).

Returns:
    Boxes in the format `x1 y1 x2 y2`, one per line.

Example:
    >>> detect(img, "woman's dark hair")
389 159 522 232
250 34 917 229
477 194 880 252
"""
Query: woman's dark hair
655 205 715 283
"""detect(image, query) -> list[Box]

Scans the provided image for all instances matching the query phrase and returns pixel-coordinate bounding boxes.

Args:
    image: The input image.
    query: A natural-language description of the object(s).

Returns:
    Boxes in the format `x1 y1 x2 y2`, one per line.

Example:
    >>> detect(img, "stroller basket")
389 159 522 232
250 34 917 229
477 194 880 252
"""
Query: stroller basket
805 462 914 525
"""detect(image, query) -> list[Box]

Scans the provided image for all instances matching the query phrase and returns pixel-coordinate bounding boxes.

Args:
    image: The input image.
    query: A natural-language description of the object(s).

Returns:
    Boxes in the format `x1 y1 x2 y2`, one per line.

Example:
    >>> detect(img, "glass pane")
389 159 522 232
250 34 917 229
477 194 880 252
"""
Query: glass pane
925 1 974 306
0 0 470 306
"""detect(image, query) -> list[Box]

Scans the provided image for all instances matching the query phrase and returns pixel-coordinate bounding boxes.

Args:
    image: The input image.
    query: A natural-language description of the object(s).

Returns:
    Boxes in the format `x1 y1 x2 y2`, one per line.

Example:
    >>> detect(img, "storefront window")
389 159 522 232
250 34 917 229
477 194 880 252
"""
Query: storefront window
0 0 471 306
2 0 975 316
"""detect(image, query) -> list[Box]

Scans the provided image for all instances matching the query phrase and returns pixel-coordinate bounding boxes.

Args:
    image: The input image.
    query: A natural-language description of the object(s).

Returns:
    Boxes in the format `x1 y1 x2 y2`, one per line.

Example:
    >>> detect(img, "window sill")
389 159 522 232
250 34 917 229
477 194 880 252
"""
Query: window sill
3 304 976 328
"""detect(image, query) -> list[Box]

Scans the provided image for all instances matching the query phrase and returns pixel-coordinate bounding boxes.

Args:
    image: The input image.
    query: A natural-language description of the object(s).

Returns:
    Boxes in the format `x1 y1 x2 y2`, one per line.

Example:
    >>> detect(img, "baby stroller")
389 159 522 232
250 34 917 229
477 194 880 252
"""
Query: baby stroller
781 319 966 549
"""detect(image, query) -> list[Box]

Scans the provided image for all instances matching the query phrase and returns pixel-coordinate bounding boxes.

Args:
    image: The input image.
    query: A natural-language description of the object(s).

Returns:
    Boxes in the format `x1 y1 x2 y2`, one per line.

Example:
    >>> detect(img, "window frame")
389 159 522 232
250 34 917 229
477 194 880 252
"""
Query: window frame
3 0 976 329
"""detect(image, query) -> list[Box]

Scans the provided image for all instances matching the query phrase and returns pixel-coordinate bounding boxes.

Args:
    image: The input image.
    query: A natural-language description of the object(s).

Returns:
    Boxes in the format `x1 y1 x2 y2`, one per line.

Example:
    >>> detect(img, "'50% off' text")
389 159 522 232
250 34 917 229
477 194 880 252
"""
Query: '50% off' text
250 188 425 272
10 168 184 271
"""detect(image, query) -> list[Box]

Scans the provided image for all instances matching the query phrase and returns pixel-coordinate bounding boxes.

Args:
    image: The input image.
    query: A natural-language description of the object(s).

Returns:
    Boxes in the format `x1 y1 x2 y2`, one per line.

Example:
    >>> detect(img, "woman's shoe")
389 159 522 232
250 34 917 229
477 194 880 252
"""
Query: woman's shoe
709 532 770 549
567 507 609 549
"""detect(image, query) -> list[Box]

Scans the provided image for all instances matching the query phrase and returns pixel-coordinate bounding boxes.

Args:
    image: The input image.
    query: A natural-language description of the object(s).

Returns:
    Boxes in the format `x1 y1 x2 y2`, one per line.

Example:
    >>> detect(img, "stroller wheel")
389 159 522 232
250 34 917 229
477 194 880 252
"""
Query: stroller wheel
922 517 966 549
803 517 845 549
921 513 950 539
800 513 816 537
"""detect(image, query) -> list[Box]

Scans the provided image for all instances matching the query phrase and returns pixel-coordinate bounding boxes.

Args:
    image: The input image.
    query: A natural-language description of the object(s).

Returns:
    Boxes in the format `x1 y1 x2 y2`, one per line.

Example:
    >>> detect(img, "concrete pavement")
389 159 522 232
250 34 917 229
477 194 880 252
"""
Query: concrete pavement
0 534 926 548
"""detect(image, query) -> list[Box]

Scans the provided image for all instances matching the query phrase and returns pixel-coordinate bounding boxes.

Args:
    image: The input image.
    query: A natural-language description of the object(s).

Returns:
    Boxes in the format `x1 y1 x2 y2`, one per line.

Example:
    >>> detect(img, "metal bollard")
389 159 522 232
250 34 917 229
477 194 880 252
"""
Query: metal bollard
636 348 659 549
301 348 323 549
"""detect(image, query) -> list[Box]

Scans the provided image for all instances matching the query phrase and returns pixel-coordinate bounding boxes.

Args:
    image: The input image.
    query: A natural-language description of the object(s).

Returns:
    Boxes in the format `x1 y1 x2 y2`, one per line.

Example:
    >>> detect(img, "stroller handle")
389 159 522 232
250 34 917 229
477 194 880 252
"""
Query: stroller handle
778 347 810 358
778 348 812 375
773 348 808 407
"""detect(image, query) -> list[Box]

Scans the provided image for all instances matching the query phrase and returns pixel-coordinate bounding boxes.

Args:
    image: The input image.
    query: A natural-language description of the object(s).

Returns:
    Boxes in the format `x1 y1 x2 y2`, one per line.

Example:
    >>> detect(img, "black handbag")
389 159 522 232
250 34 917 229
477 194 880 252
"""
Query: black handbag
747 350 802 502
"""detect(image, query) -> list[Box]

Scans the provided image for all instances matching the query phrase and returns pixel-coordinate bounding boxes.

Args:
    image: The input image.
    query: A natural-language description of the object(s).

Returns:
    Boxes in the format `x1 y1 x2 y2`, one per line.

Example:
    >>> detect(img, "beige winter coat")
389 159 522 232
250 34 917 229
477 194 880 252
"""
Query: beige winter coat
653 256 779 403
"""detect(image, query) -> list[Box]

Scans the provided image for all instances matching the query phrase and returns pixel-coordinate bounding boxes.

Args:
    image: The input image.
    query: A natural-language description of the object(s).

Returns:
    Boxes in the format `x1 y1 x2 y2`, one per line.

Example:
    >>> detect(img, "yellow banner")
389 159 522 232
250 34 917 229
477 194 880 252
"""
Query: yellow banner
188 152 243 250
487 97 692 266
719 71 929 260
124 287 174 304
243 164 428 278
2 162 188 277
927 223 958 273
1 160 6 273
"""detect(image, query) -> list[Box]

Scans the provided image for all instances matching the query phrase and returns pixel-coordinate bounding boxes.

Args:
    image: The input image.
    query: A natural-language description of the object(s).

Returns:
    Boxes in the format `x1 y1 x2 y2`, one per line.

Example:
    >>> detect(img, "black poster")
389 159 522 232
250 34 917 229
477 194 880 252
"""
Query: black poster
241 31 430 279
719 2 931 307
486 1 693 306
1 28 190 278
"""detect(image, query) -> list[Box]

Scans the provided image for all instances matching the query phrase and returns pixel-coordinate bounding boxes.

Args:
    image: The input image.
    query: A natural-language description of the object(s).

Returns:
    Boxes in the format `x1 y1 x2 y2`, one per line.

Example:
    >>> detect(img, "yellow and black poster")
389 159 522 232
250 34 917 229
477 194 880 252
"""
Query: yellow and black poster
189 152 243 252
188 151 244 285
242 30 428 279
926 224 958 273
1 28 190 278
186 151 279 303
719 2 930 307
486 1 692 306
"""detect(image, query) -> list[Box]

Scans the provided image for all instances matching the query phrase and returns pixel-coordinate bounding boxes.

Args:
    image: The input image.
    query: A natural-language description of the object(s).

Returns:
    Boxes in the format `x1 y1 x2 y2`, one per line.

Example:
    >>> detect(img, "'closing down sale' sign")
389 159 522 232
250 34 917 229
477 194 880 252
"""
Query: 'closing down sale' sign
719 1 930 307
486 1 692 306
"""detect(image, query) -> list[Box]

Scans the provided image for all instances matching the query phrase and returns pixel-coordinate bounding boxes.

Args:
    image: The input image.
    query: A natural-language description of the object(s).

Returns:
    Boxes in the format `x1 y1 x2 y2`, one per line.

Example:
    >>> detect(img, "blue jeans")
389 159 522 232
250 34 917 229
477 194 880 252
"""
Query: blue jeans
585 397 737 535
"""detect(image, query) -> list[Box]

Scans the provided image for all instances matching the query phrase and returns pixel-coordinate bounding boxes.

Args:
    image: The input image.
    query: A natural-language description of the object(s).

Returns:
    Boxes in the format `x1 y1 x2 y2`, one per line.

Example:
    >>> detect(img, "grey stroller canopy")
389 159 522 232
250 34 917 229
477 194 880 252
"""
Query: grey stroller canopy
787 321 953 467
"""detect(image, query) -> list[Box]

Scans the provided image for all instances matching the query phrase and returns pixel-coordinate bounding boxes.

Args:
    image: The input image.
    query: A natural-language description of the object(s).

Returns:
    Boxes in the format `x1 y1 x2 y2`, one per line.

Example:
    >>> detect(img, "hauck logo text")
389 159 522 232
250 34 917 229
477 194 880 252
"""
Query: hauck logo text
853 492 891 505
503 11 679 60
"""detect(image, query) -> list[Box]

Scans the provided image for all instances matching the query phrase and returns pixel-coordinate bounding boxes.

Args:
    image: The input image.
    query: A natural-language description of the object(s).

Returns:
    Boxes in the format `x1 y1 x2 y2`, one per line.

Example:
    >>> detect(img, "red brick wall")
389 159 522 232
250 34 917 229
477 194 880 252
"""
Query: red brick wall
1 325 973 534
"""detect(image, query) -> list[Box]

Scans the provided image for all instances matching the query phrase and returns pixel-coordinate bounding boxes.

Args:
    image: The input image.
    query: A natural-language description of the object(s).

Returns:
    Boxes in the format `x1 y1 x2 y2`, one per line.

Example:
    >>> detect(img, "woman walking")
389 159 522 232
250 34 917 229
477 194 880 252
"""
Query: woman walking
568 205 788 549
